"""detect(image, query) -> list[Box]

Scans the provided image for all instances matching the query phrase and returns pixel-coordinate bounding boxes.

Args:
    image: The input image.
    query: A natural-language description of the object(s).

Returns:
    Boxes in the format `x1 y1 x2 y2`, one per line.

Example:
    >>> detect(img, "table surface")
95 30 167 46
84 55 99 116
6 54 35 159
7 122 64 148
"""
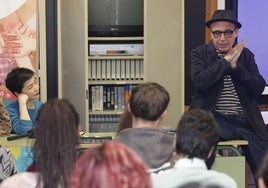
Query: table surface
0 132 116 147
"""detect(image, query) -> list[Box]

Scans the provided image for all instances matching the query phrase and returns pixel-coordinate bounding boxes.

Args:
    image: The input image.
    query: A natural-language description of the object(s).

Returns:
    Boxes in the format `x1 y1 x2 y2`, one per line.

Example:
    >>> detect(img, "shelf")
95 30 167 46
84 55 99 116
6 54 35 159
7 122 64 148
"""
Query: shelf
88 28 144 125
88 58 144 81
88 80 143 85
89 110 123 115
89 55 143 60
61 0 184 133
88 37 144 41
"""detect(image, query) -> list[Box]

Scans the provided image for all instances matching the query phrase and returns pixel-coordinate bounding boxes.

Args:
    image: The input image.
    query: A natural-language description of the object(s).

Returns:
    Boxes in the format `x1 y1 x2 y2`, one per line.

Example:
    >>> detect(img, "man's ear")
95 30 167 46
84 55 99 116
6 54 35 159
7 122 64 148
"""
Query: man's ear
14 91 19 97
160 109 167 120
127 103 131 113
78 125 81 133
207 147 214 159
173 135 176 149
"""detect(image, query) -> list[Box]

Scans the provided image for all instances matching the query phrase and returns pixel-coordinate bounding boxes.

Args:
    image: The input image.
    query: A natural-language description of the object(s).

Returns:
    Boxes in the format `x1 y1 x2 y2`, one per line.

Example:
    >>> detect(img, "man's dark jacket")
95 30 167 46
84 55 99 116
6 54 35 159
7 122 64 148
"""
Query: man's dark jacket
189 41 268 140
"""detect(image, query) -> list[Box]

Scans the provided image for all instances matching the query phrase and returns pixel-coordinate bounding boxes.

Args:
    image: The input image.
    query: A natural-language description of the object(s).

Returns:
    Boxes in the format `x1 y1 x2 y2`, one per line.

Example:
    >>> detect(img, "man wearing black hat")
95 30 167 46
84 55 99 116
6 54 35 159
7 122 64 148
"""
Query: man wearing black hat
189 9 268 177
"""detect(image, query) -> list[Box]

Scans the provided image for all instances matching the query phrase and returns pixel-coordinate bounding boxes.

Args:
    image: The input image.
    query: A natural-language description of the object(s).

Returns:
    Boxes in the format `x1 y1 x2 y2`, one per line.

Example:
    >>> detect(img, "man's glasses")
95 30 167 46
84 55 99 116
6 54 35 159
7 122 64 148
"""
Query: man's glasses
211 29 236 38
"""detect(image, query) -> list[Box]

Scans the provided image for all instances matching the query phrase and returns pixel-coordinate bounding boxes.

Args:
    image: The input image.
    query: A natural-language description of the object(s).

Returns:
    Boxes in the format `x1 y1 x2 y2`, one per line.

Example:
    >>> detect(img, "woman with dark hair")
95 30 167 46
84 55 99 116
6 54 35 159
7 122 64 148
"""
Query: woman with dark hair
5 67 42 134
0 98 80 188
70 141 151 188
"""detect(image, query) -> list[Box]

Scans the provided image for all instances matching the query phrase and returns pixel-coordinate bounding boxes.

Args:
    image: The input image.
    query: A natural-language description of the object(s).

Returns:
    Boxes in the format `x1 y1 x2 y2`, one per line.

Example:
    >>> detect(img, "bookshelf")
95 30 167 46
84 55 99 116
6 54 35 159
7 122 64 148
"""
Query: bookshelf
88 36 144 132
59 0 185 133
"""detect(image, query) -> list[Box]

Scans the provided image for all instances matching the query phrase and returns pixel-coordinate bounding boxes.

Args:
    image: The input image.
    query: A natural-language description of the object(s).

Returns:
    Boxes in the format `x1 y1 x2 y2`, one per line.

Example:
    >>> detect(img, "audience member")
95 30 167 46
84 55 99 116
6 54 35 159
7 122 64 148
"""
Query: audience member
151 109 237 188
0 145 17 183
257 150 268 188
114 82 175 173
69 141 151 188
116 109 132 135
0 98 80 188
189 9 268 175
5 67 42 134
178 182 222 188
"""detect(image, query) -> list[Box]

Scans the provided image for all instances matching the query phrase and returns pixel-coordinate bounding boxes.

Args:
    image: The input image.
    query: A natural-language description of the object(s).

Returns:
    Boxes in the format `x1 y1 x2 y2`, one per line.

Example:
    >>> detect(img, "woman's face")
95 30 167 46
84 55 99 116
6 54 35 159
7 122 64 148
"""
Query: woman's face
21 75 39 100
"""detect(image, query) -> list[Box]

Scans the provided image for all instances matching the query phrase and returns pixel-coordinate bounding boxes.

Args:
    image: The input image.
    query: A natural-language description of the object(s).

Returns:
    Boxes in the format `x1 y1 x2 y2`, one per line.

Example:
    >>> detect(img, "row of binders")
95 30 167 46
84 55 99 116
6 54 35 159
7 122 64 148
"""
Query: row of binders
89 59 144 80
89 114 120 132
89 84 136 111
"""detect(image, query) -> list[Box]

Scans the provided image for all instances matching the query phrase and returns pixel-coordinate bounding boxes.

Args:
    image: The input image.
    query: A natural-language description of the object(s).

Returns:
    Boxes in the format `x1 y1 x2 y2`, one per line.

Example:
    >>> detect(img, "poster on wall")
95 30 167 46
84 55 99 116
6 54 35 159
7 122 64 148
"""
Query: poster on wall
0 0 38 101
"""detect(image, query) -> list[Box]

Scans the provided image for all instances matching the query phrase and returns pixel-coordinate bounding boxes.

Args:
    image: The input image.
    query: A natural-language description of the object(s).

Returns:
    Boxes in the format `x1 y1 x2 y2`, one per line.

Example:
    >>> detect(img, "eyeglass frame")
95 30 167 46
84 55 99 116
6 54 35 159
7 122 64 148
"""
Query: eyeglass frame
211 28 237 38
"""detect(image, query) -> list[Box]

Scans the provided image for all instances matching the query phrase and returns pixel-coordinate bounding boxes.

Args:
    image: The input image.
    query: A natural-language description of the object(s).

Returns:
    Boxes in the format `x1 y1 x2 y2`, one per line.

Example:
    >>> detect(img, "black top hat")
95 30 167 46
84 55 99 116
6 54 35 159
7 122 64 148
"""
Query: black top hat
206 9 242 29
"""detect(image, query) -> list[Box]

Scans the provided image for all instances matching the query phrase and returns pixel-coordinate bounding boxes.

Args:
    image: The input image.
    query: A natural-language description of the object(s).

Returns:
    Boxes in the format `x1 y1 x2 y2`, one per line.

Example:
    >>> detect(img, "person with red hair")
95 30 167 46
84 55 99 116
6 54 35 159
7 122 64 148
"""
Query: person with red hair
69 141 151 188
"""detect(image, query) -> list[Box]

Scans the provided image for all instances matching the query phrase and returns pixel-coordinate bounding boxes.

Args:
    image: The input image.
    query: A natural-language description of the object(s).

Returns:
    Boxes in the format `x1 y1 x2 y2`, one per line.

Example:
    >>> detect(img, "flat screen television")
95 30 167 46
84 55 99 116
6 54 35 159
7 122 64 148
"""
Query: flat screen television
237 0 268 95
88 0 144 37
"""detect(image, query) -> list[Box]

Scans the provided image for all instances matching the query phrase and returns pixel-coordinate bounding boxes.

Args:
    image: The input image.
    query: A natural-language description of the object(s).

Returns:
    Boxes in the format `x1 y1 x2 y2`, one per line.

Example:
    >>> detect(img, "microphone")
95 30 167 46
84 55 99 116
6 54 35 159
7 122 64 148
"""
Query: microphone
7 129 35 141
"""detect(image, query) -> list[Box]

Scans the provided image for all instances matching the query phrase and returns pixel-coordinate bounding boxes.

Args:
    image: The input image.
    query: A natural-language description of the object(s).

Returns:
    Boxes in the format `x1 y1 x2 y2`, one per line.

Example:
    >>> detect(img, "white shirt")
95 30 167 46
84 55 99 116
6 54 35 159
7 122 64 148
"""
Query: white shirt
151 157 238 188
0 172 38 188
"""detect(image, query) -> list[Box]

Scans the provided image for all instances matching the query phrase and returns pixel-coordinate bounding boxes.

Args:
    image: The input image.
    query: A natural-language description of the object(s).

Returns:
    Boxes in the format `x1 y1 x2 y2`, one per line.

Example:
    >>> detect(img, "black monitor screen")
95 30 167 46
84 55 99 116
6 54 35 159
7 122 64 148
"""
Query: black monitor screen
88 0 144 37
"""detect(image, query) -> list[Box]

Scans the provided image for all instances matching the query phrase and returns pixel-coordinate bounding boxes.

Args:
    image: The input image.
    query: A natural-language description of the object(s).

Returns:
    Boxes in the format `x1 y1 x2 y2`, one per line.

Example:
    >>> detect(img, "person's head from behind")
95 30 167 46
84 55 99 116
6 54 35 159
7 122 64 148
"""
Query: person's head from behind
5 67 39 100
178 182 223 188
257 151 268 188
70 141 151 188
129 82 170 122
176 109 219 160
34 98 80 188
206 9 241 53
116 109 132 135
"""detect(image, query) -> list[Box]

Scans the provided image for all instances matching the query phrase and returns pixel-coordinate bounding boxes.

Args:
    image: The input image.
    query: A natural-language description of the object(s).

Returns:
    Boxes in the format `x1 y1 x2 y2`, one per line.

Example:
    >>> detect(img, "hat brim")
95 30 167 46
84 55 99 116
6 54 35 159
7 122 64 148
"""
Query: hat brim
206 19 242 29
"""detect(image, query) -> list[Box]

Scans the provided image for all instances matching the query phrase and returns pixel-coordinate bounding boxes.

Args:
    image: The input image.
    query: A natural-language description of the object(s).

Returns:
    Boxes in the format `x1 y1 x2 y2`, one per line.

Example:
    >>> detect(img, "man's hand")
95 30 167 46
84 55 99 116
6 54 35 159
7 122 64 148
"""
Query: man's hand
224 40 245 68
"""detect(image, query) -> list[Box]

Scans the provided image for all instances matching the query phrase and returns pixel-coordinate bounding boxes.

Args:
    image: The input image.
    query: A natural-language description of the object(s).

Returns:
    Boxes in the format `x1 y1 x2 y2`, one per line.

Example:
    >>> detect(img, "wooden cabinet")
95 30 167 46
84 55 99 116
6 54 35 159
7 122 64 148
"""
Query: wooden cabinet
59 0 184 132
88 37 144 132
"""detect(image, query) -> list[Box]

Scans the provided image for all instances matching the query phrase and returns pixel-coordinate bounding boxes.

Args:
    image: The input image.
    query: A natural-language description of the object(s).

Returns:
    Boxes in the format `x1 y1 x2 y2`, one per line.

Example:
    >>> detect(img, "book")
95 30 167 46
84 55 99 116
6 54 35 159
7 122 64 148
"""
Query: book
106 86 111 109
106 59 111 80
101 59 106 80
95 85 100 111
110 86 115 110
116 59 121 80
103 85 107 110
125 59 130 80
90 60 96 80
111 59 116 80
124 84 130 107
120 59 126 80
91 86 96 111
130 59 135 79
96 59 102 80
